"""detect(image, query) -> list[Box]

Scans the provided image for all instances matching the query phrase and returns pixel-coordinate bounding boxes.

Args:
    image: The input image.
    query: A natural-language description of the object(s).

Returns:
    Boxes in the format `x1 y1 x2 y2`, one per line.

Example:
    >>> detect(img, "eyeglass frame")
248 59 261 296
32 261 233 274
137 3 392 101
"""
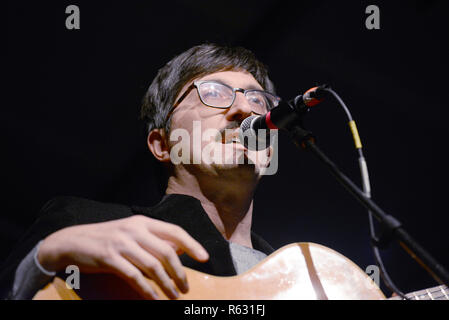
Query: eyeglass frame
165 80 281 122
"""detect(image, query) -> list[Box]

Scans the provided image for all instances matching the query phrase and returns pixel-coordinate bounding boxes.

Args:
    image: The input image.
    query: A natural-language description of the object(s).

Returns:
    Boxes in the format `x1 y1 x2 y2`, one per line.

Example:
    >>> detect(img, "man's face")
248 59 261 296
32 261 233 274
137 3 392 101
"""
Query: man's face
167 70 275 178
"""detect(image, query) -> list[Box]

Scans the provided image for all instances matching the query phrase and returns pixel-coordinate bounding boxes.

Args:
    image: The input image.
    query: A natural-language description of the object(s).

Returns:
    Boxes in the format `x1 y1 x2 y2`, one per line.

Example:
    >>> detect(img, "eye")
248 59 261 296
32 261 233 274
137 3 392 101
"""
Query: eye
204 88 222 98
200 83 230 101
248 95 267 107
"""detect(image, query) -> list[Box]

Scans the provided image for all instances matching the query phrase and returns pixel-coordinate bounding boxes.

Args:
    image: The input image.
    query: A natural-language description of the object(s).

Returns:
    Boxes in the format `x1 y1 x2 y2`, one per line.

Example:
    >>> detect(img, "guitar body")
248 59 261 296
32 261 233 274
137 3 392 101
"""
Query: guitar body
33 242 386 300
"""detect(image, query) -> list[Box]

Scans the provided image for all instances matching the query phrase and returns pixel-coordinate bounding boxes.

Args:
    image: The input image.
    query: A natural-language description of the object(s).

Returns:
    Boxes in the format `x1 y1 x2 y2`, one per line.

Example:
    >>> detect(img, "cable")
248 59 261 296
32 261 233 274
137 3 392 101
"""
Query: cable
323 87 409 300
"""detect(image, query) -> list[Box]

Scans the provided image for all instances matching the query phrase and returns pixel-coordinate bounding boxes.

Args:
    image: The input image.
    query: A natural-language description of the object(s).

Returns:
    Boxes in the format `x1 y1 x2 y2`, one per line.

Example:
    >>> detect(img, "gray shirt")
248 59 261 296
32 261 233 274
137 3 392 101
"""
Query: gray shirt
10 241 56 300
228 241 267 274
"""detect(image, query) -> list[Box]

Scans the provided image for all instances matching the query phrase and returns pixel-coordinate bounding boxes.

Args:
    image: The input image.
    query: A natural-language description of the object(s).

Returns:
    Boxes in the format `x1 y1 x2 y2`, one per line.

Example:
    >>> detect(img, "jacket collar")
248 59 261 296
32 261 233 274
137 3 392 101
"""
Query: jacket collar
131 193 274 276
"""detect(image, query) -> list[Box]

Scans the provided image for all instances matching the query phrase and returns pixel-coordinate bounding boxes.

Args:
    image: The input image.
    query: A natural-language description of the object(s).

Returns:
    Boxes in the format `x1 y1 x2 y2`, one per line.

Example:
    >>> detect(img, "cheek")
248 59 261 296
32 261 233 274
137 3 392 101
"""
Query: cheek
171 106 220 129
168 112 216 153
171 110 196 131
173 111 223 139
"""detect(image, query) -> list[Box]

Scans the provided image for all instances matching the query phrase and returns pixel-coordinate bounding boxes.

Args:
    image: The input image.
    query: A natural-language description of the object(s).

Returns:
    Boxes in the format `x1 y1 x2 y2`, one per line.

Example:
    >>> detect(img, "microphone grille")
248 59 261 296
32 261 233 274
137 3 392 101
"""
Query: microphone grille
240 115 257 133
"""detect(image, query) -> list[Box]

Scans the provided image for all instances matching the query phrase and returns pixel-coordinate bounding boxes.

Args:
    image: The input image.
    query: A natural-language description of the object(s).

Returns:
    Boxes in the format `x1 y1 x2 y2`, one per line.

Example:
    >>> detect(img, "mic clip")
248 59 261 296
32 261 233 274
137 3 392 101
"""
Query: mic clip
288 124 315 149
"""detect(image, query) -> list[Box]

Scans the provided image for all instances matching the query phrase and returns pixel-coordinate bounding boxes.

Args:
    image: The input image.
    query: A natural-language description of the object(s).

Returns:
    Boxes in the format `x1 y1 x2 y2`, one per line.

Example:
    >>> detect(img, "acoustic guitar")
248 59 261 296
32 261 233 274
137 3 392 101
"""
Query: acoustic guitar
32 242 448 300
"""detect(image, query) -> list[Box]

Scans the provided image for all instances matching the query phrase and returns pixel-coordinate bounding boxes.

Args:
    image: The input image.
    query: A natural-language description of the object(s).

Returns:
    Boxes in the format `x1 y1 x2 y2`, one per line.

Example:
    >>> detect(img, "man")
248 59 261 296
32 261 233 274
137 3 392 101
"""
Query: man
0 43 280 299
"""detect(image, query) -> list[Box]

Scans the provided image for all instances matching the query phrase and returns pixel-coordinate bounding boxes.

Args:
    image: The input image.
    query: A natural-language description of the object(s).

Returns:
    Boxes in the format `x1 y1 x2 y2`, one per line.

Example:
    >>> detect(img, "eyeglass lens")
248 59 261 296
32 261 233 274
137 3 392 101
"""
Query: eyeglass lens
197 82 275 114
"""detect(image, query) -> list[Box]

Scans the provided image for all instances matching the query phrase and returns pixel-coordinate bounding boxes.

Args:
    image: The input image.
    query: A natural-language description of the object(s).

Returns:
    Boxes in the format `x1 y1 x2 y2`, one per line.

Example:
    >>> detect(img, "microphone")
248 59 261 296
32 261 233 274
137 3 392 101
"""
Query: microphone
239 85 327 150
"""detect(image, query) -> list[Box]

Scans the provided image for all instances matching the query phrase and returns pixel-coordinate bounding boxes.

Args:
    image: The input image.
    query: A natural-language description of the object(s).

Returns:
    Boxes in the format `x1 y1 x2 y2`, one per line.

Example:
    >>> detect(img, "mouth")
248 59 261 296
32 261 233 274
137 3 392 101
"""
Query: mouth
221 130 241 144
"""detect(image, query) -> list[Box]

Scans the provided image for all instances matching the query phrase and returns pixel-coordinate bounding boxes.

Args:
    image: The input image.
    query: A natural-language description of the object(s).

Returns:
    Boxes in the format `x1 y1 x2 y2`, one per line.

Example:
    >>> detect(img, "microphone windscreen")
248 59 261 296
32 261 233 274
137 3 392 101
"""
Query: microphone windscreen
240 115 257 133
239 116 270 151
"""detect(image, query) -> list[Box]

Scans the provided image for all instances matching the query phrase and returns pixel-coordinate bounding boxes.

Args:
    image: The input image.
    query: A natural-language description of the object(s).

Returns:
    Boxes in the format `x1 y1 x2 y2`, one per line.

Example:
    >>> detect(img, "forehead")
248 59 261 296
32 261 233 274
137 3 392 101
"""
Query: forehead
197 70 264 91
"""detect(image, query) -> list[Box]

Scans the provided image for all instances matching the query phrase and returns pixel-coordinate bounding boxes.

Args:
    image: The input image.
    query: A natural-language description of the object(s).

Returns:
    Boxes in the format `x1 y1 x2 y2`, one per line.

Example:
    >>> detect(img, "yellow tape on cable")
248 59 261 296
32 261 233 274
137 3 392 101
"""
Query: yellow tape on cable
349 120 362 149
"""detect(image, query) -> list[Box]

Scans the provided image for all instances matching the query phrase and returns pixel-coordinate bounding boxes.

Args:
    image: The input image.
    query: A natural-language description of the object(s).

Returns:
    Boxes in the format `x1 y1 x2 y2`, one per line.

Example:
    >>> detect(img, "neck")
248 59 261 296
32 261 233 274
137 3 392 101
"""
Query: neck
166 165 259 248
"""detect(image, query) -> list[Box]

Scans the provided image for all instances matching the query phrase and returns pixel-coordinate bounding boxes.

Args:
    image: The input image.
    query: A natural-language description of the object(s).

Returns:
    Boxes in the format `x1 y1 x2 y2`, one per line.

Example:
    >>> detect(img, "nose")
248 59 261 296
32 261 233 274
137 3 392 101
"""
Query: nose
225 91 253 123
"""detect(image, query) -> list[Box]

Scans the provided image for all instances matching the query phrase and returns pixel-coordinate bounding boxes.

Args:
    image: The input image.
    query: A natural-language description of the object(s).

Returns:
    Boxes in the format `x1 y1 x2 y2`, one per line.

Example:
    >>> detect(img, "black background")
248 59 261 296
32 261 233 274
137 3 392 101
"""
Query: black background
4 0 448 297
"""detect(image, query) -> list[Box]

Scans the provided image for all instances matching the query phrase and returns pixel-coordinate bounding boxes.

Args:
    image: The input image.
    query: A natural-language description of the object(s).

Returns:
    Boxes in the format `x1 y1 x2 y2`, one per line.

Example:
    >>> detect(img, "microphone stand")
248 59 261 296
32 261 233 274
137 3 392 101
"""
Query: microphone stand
288 124 449 287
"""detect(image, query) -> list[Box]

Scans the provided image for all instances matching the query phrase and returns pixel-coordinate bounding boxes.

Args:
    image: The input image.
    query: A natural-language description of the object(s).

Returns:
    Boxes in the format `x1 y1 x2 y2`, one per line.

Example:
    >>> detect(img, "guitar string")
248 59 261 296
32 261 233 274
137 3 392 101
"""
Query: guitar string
404 285 448 300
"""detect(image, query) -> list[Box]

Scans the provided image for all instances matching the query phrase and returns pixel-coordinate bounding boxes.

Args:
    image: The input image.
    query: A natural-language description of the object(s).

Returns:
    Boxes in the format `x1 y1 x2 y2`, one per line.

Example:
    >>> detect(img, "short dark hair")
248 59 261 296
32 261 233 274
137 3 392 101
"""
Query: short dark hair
140 43 276 133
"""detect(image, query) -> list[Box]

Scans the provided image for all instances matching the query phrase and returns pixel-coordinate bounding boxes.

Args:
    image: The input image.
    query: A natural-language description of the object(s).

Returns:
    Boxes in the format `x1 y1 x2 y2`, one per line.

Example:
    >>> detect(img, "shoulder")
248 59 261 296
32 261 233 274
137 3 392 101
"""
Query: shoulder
39 196 134 225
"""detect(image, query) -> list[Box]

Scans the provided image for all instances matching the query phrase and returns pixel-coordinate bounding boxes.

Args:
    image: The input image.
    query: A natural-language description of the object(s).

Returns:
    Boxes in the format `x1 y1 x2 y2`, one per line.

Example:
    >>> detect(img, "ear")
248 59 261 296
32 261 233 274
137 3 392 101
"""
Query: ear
147 128 171 163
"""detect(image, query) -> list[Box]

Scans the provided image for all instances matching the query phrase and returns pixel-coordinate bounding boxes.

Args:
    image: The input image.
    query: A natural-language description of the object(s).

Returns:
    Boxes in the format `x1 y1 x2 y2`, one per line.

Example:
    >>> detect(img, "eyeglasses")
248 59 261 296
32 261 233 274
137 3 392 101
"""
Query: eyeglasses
166 80 280 121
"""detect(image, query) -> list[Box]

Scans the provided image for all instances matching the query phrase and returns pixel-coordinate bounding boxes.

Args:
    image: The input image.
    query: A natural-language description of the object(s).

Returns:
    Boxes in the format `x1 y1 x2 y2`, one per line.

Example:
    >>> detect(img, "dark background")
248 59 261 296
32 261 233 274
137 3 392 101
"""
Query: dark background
4 0 448 296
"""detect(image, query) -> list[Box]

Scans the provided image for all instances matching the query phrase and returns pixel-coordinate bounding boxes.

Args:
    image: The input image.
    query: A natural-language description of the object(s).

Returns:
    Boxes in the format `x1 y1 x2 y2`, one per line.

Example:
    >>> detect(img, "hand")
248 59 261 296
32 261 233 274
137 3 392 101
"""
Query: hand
37 215 209 299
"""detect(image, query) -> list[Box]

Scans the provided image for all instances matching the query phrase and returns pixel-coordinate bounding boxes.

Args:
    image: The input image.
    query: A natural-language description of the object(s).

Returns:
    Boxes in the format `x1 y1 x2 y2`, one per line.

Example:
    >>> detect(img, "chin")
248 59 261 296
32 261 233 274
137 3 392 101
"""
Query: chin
211 156 265 179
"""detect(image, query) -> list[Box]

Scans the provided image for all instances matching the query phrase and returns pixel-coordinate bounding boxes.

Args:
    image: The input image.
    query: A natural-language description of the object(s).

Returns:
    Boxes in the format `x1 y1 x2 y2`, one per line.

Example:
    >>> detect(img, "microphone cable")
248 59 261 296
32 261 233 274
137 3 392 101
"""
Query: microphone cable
320 86 409 300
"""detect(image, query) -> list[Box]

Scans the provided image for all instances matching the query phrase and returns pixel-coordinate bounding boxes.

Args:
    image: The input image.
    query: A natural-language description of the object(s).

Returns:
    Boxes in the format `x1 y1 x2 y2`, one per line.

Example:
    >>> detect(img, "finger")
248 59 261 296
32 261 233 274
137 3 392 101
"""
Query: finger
147 220 209 262
107 255 159 300
164 240 184 255
136 233 189 293
120 239 180 299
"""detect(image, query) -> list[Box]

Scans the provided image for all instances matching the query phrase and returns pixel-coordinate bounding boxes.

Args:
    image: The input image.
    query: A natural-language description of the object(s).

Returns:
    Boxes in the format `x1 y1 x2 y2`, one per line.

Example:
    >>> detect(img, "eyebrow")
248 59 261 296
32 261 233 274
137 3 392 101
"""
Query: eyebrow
206 79 263 91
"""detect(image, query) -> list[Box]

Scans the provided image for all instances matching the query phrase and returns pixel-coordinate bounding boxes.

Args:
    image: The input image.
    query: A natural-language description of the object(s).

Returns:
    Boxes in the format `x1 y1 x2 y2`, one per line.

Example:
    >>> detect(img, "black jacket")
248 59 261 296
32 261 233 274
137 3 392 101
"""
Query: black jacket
0 194 274 298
